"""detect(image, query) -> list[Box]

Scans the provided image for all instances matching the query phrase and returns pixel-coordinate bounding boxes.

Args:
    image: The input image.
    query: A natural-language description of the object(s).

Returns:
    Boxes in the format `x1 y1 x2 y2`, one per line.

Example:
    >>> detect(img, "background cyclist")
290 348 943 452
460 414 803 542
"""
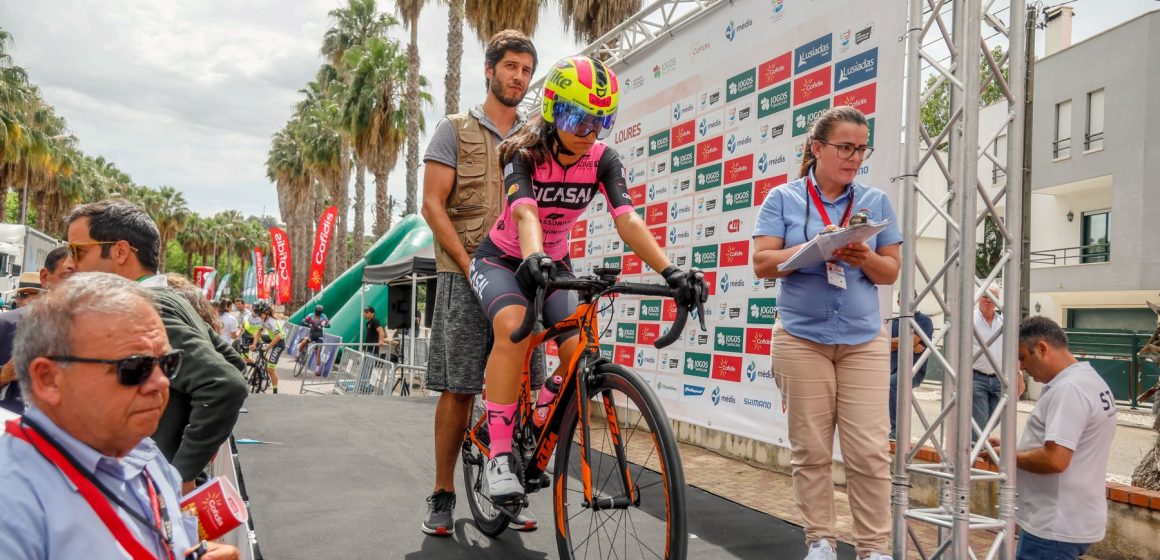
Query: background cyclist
249 301 285 394
299 304 330 375
470 55 705 504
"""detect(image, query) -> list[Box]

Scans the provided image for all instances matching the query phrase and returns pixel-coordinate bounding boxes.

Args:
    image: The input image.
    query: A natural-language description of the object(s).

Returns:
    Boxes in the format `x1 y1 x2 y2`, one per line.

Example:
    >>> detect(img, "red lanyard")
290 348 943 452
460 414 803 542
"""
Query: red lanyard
6 419 173 560
806 177 854 228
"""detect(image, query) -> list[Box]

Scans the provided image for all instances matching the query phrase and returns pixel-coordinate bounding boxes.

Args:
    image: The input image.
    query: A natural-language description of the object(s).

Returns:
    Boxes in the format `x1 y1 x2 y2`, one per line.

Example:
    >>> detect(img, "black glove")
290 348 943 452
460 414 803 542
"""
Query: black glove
516 252 556 295
662 266 708 307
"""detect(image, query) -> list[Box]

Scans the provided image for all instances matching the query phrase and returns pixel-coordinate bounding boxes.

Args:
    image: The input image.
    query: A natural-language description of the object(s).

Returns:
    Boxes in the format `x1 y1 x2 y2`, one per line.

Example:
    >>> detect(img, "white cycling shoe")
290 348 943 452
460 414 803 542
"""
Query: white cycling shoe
485 453 524 504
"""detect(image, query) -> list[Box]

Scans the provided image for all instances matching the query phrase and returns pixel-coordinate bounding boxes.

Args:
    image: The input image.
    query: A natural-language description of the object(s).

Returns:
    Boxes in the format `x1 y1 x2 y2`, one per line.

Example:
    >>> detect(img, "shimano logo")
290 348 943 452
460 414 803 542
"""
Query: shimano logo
743 398 773 409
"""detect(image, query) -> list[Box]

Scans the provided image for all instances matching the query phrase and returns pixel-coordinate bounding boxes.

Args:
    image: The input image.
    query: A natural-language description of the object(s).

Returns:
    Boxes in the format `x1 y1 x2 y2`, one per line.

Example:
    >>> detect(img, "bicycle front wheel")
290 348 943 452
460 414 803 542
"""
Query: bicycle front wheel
552 363 687 560
250 362 270 394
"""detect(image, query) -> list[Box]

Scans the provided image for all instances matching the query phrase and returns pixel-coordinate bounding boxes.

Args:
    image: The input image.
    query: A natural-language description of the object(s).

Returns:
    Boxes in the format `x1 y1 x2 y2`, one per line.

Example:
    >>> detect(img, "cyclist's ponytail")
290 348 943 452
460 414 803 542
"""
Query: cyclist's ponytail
499 116 562 168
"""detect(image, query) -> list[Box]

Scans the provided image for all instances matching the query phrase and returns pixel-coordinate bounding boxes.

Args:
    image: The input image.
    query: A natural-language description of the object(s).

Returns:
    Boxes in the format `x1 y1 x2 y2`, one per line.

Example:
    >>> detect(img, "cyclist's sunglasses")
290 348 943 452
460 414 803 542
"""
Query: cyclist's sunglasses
46 349 184 386
552 100 617 140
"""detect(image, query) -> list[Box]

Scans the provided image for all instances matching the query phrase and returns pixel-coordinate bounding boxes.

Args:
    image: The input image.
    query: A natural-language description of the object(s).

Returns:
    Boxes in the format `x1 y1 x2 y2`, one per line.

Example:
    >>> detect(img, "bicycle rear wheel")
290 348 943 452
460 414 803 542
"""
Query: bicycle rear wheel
293 346 310 377
552 363 687 560
250 360 270 394
461 397 511 537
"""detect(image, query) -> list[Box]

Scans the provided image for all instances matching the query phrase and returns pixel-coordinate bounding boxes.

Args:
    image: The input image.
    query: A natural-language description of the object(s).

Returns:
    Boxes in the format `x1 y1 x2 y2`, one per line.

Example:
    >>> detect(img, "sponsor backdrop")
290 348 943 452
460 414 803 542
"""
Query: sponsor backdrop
557 0 906 449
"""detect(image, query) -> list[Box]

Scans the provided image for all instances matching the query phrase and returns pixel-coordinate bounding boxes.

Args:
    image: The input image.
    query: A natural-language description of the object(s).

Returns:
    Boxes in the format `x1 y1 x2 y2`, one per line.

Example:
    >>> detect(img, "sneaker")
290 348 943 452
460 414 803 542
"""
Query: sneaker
272 387 278 394
485 453 524 503
421 490 456 536
863 553 892 560
804 539 837 560
509 509 537 531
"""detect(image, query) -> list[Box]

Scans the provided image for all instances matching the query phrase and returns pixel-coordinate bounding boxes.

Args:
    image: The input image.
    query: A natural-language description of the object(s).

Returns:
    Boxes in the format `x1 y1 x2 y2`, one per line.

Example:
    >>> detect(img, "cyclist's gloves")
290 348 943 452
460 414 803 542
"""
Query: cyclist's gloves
662 266 708 307
516 251 556 295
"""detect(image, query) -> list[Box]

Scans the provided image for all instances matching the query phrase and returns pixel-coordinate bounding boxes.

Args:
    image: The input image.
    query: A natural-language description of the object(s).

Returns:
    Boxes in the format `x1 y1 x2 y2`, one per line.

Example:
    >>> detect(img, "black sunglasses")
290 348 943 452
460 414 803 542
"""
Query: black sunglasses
46 349 184 386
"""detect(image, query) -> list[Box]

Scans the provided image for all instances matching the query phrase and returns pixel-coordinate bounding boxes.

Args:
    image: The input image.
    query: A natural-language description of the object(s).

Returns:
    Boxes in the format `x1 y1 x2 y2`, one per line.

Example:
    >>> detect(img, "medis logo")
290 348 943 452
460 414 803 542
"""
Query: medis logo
718 272 729 293
695 163 722 191
692 244 719 268
723 183 753 213
757 152 786 175
725 19 753 42
724 155 754 184
748 298 777 324
834 82 878 116
649 130 671 156
720 240 750 267
726 132 753 155
711 385 722 405
726 68 757 102
746 361 758 382
673 103 682 121
834 47 878 91
758 82 791 119
793 99 832 137
671 121 696 148
759 52 792 89
671 146 695 172
794 34 832 74
793 66 832 106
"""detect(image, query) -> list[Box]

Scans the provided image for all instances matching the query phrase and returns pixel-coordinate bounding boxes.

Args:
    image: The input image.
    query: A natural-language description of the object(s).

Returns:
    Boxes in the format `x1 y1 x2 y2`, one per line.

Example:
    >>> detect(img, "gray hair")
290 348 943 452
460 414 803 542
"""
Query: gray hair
14 272 158 399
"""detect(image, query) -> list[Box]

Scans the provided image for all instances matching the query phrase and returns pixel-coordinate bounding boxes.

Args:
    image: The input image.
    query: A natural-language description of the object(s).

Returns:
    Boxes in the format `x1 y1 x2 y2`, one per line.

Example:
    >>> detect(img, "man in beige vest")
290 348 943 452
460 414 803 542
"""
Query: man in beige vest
419 29 539 536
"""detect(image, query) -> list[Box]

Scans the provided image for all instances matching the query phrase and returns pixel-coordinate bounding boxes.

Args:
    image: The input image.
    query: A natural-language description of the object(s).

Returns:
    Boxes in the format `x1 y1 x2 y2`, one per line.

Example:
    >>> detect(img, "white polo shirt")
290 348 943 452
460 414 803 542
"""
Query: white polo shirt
971 309 1003 374
1015 361 1116 543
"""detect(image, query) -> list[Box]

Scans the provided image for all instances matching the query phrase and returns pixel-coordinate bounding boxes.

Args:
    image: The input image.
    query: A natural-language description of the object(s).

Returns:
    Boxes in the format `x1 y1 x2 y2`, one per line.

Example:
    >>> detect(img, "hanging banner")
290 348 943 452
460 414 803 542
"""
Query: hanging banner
243 265 258 304
217 274 233 298
269 227 292 304
308 206 338 291
193 266 214 289
203 270 218 299
254 248 267 300
566 0 907 451
264 271 278 303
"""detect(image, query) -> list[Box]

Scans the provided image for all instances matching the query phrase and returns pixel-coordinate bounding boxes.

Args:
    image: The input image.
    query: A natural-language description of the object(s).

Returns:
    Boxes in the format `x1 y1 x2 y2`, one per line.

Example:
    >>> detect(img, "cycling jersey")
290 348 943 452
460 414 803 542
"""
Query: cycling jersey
303 313 329 339
485 142 634 261
242 313 263 336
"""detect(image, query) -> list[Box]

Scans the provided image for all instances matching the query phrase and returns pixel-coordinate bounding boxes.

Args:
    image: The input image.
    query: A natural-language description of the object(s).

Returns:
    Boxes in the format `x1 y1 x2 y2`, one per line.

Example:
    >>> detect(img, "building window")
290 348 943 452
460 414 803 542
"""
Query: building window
992 134 1007 184
1080 210 1109 264
1085 89 1104 151
1053 100 1071 159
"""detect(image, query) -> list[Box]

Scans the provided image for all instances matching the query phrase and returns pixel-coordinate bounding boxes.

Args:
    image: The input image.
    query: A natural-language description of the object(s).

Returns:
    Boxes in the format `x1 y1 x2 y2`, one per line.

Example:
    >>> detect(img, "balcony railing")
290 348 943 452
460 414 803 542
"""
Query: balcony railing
1085 130 1104 151
1029 243 1110 266
1052 137 1071 159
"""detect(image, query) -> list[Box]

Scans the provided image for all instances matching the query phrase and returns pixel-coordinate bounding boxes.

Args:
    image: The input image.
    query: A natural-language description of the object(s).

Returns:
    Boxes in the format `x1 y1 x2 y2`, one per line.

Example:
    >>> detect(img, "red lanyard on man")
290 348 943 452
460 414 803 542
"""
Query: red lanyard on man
806 176 855 228
6 419 175 560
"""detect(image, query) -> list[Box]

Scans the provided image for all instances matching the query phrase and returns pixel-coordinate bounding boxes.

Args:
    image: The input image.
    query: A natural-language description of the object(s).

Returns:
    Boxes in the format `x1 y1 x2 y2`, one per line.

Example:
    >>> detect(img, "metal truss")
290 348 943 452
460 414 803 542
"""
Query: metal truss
518 0 727 116
893 0 1028 559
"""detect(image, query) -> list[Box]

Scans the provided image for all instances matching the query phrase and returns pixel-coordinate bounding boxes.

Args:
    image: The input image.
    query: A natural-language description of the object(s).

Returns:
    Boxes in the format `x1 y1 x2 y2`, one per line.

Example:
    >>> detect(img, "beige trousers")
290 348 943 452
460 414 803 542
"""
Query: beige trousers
772 323 892 557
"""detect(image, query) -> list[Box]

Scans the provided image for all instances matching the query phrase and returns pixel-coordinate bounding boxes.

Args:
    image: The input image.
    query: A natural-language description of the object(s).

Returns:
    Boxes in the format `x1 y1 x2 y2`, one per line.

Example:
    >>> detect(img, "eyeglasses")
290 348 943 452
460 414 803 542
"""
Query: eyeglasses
818 141 874 161
552 100 617 140
67 241 129 262
46 349 184 386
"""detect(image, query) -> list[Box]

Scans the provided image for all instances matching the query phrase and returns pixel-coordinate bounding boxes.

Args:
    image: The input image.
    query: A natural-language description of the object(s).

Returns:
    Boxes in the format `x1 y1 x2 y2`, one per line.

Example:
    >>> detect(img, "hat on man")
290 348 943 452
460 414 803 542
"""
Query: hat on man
363 305 375 313
17 271 42 292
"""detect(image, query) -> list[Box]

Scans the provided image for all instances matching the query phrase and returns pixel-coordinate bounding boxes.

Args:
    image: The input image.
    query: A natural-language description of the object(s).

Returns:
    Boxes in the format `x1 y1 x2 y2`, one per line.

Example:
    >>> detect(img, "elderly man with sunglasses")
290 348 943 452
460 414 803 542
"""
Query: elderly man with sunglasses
0 272 240 559
65 200 248 494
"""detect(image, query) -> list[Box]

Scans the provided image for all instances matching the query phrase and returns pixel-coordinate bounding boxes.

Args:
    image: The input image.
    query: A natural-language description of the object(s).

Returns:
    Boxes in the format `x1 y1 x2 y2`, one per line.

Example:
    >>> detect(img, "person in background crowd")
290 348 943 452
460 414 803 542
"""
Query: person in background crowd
4 271 45 310
888 297 935 440
419 29 543 535
166 272 223 335
752 106 901 560
66 199 247 492
0 272 240 559
362 305 388 357
299 304 330 375
990 317 1116 560
219 298 239 344
972 285 1020 442
0 245 75 413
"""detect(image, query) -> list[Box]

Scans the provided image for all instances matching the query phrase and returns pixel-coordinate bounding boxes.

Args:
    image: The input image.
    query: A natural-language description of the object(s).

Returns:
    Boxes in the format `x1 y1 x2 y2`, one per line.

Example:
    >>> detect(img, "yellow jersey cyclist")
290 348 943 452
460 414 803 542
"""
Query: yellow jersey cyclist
247 301 285 394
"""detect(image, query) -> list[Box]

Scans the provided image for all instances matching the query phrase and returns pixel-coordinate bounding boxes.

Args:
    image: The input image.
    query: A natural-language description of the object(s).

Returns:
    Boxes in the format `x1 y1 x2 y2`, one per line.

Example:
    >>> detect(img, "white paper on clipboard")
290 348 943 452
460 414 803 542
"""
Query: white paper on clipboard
776 220 891 272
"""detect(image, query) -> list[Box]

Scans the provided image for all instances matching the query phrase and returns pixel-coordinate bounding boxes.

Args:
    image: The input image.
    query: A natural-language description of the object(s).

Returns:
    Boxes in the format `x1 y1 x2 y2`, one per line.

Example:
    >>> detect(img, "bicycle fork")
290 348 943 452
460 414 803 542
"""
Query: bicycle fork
576 356 638 511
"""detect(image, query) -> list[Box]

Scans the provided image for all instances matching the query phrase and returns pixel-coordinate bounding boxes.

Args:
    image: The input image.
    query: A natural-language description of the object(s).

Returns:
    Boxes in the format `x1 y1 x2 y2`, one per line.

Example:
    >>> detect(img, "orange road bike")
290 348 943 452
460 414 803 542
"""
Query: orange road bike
461 267 707 560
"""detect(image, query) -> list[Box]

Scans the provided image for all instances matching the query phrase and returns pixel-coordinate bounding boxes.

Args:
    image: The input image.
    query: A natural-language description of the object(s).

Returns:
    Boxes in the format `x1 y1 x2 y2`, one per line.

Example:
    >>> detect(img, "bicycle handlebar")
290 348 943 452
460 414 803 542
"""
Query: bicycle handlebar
509 268 708 350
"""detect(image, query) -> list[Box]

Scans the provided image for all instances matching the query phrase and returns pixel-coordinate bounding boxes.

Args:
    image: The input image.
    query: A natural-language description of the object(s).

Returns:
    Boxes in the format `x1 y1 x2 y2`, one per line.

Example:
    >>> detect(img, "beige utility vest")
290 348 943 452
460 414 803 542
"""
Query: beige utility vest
434 113 505 274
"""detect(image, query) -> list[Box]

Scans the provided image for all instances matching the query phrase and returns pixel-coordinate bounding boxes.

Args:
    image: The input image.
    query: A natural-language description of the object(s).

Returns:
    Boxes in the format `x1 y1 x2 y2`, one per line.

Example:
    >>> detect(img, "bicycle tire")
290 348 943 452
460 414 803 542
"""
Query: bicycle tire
250 359 270 394
461 397 514 537
293 347 309 377
552 363 687 560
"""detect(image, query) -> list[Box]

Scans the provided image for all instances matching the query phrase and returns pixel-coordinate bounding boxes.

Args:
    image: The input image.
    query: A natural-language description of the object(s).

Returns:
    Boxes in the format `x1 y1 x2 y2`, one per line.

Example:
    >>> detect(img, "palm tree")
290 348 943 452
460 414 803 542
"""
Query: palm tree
267 125 314 306
295 69 350 279
396 0 424 216
558 0 642 45
444 0 464 115
152 186 190 271
464 0 542 44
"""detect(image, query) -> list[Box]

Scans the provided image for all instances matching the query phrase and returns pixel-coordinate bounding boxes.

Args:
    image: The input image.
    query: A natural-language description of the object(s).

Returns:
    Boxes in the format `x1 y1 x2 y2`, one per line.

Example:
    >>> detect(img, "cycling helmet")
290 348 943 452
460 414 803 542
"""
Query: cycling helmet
541 56 619 140
314 304 324 313
253 301 272 316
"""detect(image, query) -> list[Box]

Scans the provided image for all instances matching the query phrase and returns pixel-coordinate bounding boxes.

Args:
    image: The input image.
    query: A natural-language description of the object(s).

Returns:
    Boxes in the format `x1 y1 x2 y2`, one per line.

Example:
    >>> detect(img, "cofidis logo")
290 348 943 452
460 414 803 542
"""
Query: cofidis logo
794 34 832 75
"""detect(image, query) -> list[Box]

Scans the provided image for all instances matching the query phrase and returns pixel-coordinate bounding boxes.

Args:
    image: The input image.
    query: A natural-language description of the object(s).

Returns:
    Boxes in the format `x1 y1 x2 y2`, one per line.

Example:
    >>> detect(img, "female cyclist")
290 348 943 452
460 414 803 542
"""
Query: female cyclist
469 55 705 504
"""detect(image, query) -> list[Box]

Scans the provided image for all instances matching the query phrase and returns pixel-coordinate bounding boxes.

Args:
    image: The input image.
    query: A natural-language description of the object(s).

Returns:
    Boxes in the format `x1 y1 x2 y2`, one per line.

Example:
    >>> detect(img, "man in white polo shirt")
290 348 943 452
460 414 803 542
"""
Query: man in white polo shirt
993 316 1116 560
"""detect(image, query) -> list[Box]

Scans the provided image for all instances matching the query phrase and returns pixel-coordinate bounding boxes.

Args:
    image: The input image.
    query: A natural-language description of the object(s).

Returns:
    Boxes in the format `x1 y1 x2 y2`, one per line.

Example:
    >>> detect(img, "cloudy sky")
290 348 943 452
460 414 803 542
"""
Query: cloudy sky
1 0 1155 228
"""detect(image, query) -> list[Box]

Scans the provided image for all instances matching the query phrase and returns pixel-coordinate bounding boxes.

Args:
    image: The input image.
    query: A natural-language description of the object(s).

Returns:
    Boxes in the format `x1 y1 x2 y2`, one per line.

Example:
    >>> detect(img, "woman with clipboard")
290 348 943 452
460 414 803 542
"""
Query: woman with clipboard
751 106 902 560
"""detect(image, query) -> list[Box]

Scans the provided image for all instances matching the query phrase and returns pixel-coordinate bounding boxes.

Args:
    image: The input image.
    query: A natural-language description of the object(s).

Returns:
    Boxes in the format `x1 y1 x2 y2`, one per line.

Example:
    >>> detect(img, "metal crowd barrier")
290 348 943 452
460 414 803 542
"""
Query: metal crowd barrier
295 342 427 397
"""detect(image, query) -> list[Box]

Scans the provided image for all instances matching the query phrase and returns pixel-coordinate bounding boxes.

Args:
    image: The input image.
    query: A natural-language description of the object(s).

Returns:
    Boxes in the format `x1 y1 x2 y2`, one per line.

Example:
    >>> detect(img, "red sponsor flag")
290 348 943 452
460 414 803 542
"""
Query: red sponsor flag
269 227 292 304
308 206 338 291
193 266 213 289
254 248 267 300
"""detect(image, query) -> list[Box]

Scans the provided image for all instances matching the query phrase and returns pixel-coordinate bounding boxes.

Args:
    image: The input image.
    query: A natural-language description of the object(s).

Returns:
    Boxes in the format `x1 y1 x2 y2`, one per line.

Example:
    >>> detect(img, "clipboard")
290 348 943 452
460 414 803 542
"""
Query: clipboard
777 220 891 272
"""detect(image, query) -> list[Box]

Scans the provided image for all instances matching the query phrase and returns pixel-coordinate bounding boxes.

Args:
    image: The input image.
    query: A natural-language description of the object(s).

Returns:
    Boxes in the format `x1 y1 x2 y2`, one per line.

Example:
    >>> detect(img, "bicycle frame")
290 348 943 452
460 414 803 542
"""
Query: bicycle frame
466 291 638 517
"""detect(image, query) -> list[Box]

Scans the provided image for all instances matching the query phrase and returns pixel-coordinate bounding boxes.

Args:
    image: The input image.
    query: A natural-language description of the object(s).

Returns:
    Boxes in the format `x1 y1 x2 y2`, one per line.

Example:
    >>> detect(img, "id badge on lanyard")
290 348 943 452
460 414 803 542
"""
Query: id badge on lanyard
807 178 854 290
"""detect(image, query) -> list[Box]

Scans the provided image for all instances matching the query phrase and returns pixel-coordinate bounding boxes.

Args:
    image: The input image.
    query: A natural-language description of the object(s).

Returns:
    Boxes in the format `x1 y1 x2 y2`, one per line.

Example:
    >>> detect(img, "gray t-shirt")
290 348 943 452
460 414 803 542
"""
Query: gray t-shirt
422 105 524 168
1015 361 1116 543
